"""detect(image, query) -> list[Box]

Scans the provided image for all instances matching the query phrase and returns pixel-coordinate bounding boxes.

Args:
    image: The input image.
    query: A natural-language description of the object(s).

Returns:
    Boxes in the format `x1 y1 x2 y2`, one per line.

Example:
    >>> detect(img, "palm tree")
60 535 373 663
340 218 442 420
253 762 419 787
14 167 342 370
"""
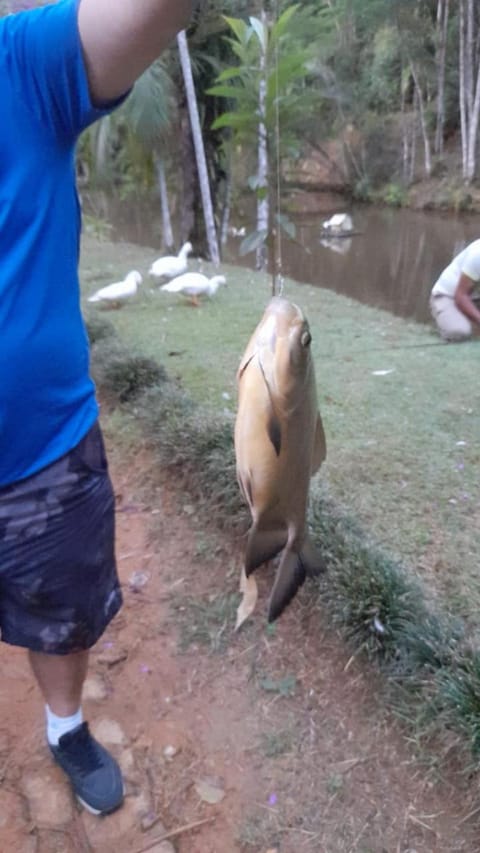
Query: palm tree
81 59 179 250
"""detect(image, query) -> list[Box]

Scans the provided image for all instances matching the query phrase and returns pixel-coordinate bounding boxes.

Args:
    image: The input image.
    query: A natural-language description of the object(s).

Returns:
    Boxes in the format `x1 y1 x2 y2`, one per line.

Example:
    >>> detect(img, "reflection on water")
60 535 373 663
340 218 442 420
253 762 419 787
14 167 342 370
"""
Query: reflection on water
85 192 480 324
274 206 480 324
319 236 352 255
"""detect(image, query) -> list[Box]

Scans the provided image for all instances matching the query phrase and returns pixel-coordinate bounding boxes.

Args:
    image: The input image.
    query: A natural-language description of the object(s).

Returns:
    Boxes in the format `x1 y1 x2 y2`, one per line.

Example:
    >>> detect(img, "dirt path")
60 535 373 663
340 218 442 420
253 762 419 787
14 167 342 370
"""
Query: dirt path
0 444 478 853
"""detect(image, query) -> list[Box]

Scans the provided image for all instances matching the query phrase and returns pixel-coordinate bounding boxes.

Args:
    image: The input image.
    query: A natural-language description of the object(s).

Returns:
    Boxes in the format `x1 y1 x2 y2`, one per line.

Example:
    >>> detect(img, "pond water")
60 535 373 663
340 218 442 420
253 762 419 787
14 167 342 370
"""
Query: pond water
85 193 480 325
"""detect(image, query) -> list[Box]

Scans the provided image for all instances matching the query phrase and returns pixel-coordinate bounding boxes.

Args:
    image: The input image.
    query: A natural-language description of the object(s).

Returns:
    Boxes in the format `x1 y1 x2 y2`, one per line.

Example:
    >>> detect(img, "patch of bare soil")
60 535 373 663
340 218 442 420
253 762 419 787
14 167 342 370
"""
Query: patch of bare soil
0 442 478 853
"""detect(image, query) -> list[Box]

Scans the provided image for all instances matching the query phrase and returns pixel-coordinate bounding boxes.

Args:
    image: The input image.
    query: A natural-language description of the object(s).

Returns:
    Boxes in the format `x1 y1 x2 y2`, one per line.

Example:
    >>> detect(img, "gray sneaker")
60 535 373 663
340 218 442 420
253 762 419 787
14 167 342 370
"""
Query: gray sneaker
49 722 124 815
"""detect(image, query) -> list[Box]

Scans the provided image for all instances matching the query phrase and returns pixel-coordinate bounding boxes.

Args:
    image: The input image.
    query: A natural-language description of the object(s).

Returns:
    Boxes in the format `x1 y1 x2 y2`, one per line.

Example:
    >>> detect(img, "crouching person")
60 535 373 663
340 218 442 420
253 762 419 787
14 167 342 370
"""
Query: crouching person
430 239 480 342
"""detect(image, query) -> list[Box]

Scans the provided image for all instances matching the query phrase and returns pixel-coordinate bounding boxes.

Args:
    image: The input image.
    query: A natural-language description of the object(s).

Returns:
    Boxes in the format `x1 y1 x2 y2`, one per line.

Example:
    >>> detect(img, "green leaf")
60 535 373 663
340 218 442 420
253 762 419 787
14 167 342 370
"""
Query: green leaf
259 674 297 696
223 15 251 46
247 174 264 190
275 213 296 240
216 67 245 82
239 229 268 256
206 85 242 100
211 111 255 131
271 4 299 42
249 16 267 52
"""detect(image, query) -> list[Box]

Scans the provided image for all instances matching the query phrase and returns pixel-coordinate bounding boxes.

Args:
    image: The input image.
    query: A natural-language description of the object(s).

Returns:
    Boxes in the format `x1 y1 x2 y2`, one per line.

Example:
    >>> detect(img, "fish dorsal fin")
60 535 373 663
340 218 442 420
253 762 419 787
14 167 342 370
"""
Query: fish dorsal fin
311 413 327 474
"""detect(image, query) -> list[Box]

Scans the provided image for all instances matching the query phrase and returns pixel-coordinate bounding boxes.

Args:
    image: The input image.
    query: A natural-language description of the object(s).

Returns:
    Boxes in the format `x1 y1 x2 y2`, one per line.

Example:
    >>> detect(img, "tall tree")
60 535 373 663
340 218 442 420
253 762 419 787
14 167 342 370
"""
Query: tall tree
177 29 220 264
434 0 450 155
458 0 480 182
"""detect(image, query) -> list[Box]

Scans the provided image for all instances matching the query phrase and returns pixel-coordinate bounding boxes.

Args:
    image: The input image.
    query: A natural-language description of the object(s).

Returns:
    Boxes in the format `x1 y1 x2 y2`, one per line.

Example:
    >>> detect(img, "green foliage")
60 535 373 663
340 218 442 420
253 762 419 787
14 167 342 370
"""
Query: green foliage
171 591 239 653
138 384 246 532
352 175 372 202
90 338 168 403
210 8 314 144
438 654 480 754
85 314 117 346
366 25 401 112
382 182 407 207
78 59 176 197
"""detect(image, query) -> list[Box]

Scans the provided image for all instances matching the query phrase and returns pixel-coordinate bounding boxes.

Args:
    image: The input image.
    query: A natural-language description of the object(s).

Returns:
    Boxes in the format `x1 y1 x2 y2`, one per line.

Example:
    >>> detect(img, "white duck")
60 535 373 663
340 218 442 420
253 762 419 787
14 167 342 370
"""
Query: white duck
87 270 142 308
149 242 193 280
322 213 353 234
161 272 227 306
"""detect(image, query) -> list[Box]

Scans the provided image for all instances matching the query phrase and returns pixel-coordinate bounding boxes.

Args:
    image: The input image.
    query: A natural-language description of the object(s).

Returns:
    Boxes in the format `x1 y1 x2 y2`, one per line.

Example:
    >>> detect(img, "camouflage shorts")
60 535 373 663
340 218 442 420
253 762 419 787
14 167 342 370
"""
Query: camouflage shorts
0 422 122 654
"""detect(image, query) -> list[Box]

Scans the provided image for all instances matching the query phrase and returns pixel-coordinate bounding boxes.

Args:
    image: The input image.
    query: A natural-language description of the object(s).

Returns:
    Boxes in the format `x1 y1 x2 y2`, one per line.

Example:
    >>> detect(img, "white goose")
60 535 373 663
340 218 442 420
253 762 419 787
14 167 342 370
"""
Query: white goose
149 242 193 280
87 270 142 308
161 272 227 306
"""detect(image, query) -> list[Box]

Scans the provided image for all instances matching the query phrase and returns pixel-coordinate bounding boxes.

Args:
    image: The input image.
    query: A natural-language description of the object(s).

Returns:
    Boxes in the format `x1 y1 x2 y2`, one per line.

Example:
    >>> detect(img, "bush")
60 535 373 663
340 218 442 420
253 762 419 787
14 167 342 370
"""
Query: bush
138 385 246 532
85 314 117 345
91 339 168 403
382 182 406 207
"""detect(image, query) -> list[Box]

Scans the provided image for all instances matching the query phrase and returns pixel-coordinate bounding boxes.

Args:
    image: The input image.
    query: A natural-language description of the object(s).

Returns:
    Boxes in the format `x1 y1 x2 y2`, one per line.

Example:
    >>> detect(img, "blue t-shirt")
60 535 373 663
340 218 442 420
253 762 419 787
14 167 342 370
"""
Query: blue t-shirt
0 0 125 486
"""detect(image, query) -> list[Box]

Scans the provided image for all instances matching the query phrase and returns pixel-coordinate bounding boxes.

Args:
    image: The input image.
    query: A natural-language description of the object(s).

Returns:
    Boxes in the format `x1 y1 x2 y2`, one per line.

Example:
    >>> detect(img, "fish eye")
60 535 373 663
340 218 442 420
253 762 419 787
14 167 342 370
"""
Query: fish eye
301 329 311 347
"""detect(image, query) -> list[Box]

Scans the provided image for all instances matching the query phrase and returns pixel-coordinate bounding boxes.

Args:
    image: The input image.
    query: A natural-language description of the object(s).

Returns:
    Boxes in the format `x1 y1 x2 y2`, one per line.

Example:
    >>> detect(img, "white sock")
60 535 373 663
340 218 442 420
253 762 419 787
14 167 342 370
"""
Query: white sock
46 705 83 746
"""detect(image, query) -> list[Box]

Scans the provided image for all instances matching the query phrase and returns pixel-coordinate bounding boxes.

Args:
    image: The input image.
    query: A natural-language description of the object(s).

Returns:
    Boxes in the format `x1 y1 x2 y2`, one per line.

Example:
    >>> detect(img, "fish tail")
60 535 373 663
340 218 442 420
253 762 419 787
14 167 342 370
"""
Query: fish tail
245 524 287 575
267 549 307 623
300 534 327 577
267 536 326 623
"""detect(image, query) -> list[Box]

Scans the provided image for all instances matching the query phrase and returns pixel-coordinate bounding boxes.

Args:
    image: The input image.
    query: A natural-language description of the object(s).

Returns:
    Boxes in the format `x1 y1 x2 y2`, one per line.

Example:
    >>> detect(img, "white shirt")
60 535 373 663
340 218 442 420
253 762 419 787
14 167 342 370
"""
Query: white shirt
432 239 480 297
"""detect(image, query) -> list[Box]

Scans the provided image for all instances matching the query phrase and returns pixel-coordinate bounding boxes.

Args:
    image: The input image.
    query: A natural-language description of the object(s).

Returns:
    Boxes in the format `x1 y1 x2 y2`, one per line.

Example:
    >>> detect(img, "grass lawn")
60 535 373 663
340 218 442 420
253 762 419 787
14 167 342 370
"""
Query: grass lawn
80 232 480 635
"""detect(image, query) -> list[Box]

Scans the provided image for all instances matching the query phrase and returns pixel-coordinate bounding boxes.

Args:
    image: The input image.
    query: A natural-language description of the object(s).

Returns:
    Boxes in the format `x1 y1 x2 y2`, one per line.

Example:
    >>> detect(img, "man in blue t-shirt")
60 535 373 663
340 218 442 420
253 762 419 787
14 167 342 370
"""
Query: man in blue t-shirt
0 0 192 816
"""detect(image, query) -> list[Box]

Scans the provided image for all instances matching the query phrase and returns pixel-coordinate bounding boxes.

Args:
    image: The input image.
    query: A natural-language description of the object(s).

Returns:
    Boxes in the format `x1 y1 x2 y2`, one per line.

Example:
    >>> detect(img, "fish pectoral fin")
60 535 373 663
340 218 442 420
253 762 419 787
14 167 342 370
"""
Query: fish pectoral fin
300 535 327 577
245 524 287 574
237 349 256 379
267 549 307 623
311 413 327 474
267 410 282 456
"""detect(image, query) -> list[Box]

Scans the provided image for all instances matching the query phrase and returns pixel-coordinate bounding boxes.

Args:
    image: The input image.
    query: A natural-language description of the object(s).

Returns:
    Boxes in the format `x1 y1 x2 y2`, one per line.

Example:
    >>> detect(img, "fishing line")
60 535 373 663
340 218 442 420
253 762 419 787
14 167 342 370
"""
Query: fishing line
312 340 451 362
272 0 284 298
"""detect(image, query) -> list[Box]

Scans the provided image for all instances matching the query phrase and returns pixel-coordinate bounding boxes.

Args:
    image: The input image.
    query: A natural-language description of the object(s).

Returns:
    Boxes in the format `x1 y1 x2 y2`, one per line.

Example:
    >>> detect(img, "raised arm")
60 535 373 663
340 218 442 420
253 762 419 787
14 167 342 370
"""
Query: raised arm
454 273 480 326
78 0 194 105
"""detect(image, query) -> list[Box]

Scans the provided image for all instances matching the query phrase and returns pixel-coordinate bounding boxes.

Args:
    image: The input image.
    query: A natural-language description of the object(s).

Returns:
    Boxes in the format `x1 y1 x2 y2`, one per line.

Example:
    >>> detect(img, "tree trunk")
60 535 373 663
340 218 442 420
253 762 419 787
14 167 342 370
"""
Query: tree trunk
256 22 269 273
458 0 480 182
400 65 410 183
459 0 469 177
179 107 196 244
466 61 480 181
410 61 432 178
154 155 174 251
434 0 449 155
177 30 220 265
409 96 417 184
220 166 232 247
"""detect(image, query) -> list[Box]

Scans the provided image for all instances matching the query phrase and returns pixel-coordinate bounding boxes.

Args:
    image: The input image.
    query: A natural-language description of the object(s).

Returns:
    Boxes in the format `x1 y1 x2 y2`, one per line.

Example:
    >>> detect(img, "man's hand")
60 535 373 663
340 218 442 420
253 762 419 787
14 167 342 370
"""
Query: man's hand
78 0 193 105
454 273 480 326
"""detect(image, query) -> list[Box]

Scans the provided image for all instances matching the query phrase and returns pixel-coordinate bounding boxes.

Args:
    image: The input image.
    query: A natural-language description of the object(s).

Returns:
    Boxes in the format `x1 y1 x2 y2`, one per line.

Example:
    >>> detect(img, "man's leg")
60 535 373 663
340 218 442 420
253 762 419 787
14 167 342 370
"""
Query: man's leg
28 647 123 815
29 649 89 716
1 422 124 815
430 293 472 341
